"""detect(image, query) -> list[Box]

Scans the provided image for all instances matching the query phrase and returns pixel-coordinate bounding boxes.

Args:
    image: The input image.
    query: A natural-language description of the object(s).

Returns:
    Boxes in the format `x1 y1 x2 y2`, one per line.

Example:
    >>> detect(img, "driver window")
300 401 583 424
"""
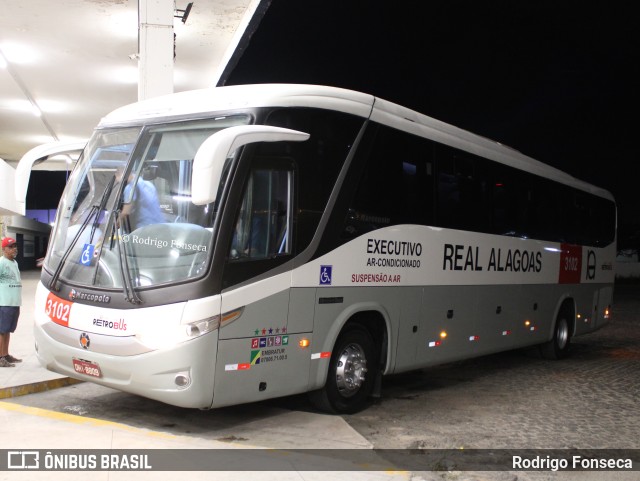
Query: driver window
230 166 293 260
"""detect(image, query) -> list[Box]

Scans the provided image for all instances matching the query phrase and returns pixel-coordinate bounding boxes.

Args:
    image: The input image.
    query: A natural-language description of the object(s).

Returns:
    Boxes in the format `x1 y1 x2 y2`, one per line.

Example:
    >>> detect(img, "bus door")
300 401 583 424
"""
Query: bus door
212 156 311 407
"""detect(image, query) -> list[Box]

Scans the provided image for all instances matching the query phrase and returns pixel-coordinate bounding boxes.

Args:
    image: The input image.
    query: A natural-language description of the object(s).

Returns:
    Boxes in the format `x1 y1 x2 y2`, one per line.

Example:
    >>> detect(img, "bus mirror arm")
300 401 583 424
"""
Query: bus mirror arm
191 125 309 205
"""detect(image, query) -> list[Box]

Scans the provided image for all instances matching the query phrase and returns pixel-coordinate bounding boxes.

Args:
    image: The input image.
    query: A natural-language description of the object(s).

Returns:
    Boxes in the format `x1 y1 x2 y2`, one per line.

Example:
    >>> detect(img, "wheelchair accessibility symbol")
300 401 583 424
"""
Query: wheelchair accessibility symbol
319 265 332 285
80 244 95 266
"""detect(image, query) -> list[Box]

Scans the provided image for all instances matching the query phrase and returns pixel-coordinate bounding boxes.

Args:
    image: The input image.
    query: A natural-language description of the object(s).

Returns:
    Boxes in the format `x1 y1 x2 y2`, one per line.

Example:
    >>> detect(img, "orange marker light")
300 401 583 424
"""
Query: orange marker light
440 331 448 339
299 339 310 348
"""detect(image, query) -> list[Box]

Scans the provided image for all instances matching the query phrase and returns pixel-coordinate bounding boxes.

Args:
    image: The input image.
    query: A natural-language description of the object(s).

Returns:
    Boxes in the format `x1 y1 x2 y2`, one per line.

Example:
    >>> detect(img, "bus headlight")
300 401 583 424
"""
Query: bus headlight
136 315 220 349
185 316 220 338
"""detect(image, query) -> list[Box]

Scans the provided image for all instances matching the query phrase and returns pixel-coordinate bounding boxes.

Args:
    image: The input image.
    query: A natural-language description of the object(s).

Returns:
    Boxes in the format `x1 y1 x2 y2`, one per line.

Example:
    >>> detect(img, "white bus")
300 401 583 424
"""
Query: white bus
32 84 616 413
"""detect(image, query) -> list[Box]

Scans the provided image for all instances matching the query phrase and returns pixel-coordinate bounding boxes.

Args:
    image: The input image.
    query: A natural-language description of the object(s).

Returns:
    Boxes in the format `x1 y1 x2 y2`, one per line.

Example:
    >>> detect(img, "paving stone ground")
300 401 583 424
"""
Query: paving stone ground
344 284 640 480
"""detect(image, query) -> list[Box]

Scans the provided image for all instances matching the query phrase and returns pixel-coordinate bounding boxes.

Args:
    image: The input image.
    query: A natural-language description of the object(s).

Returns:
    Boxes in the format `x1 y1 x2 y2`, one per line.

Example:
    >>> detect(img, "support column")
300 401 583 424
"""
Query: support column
138 0 174 101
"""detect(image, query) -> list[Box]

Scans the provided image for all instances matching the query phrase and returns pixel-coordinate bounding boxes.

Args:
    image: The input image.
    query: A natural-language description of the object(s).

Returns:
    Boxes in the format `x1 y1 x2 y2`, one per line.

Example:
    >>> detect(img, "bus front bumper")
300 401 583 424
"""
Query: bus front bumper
34 321 219 409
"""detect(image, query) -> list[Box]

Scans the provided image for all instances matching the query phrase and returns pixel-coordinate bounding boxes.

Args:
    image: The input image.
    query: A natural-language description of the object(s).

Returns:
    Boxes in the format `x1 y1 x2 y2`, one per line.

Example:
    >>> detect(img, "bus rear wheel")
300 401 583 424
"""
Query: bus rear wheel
309 324 378 414
540 310 572 359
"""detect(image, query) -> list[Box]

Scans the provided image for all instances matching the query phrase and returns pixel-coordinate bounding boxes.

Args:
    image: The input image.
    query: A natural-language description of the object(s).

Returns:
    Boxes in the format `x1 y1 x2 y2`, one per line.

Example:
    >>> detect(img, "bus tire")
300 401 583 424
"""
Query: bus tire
308 324 378 414
540 308 572 360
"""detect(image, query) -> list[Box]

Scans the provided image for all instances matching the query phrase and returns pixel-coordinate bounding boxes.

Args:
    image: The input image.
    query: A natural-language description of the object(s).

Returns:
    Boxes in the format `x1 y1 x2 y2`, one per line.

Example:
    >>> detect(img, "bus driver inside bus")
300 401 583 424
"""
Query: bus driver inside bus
117 166 164 231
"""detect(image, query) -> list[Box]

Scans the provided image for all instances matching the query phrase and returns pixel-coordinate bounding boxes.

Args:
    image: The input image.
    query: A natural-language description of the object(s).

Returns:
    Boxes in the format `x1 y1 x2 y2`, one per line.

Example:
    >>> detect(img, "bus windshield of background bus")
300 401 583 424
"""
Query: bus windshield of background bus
46 115 250 290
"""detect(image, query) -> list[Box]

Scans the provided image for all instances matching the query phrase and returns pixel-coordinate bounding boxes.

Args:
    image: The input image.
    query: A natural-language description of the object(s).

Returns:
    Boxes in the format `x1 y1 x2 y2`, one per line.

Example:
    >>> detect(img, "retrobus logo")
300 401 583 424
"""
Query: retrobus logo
79 332 91 349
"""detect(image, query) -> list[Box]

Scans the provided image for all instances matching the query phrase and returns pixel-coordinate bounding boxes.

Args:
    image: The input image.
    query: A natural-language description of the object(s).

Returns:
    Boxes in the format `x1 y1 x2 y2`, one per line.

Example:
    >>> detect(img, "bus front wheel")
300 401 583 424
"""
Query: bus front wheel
540 309 572 359
309 324 378 414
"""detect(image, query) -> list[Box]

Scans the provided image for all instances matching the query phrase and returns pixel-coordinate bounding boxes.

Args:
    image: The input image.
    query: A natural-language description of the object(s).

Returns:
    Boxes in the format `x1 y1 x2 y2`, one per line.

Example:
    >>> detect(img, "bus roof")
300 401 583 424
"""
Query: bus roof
99 84 613 202
100 84 376 126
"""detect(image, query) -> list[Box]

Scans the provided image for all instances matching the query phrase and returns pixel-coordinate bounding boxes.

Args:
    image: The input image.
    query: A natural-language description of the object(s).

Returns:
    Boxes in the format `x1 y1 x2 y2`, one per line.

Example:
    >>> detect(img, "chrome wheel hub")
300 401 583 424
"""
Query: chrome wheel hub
557 318 569 349
335 343 368 397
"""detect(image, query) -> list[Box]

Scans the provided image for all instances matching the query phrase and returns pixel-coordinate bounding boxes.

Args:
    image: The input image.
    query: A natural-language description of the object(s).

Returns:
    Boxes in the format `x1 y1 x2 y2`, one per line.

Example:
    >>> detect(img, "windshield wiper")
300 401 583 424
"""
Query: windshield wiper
114 210 142 304
48 175 117 291
48 205 98 291
90 174 115 243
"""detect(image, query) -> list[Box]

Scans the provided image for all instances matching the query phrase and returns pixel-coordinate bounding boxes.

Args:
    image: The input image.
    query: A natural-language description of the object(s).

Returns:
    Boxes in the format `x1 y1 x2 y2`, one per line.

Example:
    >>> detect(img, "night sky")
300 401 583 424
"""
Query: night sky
221 0 639 244
27 2 638 247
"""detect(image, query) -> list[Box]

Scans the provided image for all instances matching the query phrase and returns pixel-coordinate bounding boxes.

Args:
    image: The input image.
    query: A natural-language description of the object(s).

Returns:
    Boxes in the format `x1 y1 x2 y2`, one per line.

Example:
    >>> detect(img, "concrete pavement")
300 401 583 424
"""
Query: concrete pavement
0 270 77 398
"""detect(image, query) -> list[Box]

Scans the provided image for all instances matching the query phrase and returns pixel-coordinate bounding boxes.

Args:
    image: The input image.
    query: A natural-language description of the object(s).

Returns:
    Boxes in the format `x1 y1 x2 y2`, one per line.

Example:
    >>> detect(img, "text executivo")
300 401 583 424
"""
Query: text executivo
365 238 423 269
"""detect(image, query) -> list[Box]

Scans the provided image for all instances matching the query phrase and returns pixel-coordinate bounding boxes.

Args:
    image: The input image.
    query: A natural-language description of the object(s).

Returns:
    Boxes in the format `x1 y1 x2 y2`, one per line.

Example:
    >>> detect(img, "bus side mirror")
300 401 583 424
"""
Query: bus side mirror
14 141 86 215
191 125 309 205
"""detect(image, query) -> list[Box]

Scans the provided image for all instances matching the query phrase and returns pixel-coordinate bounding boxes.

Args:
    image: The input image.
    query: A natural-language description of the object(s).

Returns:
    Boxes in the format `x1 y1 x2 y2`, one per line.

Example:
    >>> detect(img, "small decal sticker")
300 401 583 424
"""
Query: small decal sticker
320 265 332 285
45 292 73 327
80 244 95 266
311 352 331 360
558 243 582 284
254 326 287 336
251 350 261 365
225 363 251 371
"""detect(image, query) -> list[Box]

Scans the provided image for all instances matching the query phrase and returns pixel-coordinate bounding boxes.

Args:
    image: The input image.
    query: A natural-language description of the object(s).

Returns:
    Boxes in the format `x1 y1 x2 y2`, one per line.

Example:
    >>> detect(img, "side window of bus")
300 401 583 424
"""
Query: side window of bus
264 108 363 252
343 124 434 238
523 177 564 242
435 146 490 232
567 191 615 246
230 163 293 261
490 163 523 236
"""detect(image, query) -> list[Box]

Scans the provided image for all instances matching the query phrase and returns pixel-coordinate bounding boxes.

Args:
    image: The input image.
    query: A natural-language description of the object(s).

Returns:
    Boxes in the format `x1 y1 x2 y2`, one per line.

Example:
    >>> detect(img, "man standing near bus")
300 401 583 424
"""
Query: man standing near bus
0 237 22 367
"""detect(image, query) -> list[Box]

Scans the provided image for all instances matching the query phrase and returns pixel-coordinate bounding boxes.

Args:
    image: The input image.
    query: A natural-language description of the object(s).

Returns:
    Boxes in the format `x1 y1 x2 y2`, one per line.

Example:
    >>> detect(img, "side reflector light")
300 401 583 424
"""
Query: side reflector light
299 338 310 348
221 307 244 326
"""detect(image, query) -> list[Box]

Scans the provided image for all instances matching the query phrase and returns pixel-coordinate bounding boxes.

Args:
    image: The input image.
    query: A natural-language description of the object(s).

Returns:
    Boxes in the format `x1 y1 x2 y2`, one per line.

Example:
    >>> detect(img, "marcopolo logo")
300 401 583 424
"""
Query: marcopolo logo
69 289 111 304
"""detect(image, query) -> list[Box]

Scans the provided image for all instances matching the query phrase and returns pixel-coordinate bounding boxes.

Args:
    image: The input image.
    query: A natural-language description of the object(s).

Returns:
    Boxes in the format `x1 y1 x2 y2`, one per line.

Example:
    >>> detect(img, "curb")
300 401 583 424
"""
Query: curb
0 377 84 399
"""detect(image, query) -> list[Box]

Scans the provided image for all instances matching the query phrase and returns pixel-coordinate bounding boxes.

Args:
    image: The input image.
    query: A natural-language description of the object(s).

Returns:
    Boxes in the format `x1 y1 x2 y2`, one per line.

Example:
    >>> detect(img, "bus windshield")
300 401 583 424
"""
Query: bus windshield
47 114 250 292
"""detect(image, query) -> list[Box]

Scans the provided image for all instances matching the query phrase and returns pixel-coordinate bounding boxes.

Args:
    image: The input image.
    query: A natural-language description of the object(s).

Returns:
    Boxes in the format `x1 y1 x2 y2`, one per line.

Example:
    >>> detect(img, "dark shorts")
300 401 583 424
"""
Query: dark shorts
0 306 20 334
